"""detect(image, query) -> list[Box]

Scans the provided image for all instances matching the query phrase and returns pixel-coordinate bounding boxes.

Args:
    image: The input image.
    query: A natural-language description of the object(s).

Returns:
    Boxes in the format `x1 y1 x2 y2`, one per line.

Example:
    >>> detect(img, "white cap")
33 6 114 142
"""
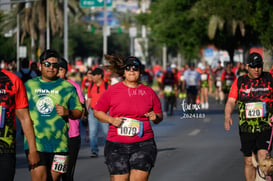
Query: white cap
198 62 205 70
171 64 176 68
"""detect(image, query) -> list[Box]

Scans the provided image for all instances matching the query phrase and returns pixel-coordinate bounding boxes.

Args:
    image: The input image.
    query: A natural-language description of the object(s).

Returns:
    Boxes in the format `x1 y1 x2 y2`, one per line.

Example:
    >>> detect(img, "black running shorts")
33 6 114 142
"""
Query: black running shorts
104 138 157 175
240 130 272 157
25 150 68 171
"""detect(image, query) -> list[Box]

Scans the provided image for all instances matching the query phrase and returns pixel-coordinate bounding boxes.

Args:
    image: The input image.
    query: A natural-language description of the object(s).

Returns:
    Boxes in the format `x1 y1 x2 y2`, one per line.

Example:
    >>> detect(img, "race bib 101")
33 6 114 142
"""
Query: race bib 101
164 86 173 93
245 102 267 119
118 118 143 137
51 155 68 173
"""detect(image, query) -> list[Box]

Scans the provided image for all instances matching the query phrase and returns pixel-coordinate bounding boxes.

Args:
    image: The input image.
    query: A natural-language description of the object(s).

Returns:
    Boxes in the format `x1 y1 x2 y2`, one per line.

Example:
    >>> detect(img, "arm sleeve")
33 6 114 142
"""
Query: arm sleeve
228 79 238 99
94 90 111 113
15 78 29 109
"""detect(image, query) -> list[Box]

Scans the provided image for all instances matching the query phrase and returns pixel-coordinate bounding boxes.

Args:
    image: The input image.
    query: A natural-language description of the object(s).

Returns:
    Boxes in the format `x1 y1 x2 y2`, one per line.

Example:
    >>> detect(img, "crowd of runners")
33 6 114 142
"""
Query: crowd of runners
2 51 273 181
1 57 251 116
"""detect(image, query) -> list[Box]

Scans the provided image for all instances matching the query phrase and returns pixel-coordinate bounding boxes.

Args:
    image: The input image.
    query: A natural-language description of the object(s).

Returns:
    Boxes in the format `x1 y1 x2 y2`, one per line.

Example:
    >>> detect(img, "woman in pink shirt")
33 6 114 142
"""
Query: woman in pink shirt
94 56 163 181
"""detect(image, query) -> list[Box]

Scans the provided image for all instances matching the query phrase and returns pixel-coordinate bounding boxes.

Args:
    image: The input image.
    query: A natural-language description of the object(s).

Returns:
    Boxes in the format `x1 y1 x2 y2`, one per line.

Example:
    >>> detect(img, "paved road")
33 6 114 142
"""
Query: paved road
14 97 245 181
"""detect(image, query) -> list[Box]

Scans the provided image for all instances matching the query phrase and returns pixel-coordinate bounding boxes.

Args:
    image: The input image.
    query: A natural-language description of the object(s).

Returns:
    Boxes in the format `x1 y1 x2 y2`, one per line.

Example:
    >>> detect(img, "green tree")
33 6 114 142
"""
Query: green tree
0 11 16 62
68 23 102 60
0 0 83 60
147 0 208 62
249 0 273 51
0 35 16 62
191 0 260 63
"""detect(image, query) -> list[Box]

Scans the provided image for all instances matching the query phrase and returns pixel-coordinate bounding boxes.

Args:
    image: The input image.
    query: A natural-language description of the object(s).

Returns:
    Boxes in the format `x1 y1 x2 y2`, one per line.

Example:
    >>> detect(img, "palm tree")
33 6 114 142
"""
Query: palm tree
207 15 245 40
0 0 83 60
207 15 246 63
191 0 252 63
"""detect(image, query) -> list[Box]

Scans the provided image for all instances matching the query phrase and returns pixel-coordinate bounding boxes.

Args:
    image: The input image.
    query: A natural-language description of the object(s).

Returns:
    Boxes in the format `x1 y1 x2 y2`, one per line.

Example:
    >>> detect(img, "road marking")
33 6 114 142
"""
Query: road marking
188 129 200 136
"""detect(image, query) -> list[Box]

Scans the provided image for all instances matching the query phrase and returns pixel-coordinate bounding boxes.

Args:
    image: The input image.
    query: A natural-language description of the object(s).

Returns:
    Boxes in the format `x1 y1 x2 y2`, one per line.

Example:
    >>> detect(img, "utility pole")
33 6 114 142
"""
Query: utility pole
141 0 148 64
103 0 108 65
163 45 167 70
129 26 137 56
46 0 50 49
64 0 68 61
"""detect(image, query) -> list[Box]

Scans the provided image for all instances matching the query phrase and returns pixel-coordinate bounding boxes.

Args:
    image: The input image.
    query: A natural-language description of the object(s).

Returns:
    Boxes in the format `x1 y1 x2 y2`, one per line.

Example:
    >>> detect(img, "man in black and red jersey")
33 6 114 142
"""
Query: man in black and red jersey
0 68 39 181
224 52 273 181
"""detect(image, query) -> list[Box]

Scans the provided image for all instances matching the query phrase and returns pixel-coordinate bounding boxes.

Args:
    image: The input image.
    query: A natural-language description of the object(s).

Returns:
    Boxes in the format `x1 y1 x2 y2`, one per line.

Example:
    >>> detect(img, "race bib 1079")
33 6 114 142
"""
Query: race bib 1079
118 118 143 137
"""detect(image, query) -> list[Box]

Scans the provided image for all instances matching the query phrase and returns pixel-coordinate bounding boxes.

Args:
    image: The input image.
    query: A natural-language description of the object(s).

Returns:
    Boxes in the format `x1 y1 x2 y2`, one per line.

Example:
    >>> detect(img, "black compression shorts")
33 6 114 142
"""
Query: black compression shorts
104 138 157 175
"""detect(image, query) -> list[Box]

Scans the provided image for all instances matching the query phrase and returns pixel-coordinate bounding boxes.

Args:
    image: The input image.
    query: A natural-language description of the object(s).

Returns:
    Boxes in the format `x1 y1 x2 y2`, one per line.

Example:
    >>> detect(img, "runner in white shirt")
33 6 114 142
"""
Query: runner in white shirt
182 63 201 104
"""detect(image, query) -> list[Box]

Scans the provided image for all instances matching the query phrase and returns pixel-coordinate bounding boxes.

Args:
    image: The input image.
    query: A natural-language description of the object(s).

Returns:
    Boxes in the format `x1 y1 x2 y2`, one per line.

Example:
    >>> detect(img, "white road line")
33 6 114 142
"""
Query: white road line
188 129 200 136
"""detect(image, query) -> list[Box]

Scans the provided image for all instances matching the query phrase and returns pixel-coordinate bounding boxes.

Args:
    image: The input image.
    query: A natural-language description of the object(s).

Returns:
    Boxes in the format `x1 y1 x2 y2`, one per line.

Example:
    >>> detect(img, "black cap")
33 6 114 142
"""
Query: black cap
39 49 60 63
247 52 263 67
59 58 68 70
124 56 142 66
91 68 104 76
189 62 195 67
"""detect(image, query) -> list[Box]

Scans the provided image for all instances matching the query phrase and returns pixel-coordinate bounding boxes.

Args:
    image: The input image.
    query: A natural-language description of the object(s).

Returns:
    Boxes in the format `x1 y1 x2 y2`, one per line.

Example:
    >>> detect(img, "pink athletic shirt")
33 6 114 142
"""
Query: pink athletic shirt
95 81 162 143
68 80 85 138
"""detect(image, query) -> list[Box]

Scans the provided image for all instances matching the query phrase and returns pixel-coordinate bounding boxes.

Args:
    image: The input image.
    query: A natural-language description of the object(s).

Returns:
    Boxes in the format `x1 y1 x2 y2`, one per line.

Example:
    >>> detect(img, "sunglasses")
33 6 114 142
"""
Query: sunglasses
42 61 59 68
124 65 140 71
249 64 263 69
59 67 66 71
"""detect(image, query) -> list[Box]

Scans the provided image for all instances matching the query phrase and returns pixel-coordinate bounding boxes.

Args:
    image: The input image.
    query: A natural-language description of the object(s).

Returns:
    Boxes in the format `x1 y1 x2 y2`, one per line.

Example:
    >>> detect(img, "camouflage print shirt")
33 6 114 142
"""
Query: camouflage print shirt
229 72 273 133
24 77 82 153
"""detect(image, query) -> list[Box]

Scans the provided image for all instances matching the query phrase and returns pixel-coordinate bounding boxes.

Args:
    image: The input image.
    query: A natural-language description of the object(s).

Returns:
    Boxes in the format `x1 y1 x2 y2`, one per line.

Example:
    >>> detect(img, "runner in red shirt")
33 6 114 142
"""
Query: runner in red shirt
0 69 39 181
86 68 109 158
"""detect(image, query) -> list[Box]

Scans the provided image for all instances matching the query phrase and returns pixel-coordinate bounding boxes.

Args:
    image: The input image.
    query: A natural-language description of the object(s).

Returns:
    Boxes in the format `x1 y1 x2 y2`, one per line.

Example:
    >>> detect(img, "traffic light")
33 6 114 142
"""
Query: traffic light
91 26 96 34
117 27 122 34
